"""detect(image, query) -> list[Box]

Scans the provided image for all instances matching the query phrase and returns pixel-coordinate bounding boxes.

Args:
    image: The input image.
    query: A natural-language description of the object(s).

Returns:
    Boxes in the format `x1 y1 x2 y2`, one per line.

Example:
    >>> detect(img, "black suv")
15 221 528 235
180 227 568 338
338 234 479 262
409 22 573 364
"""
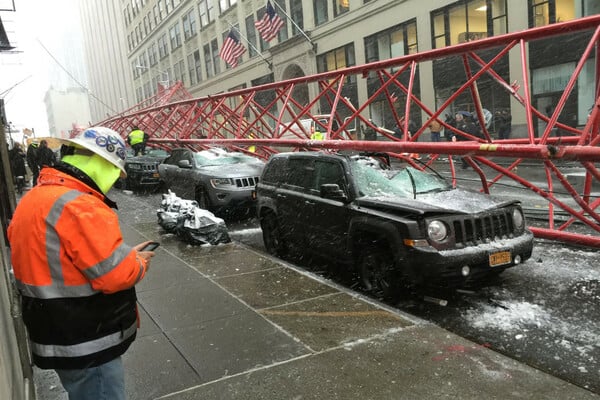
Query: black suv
256 151 534 297
117 148 170 191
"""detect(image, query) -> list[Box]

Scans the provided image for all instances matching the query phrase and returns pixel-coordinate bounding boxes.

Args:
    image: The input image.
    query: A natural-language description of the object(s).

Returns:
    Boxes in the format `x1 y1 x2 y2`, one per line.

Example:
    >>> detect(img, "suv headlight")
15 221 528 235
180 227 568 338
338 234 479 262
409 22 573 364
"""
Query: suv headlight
210 178 234 188
512 208 524 230
427 220 448 242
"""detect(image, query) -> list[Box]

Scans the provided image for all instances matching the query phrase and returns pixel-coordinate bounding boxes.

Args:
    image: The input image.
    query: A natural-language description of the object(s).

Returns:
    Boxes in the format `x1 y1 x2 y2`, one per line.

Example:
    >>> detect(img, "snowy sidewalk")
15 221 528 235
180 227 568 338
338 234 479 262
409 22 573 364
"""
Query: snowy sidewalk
34 216 599 400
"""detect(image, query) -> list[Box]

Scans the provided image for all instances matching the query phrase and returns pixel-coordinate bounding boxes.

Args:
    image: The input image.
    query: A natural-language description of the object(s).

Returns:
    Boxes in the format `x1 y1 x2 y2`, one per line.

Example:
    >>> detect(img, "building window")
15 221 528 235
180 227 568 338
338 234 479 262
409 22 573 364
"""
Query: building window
245 14 258 57
364 19 418 64
143 16 149 36
174 59 186 86
211 38 221 75
316 44 357 117
528 0 597 27
148 42 158 65
314 0 328 26
273 0 289 42
158 0 165 19
169 22 182 50
431 0 508 48
204 44 213 78
188 50 202 85
182 9 198 40
158 33 169 58
290 0 304 36
199 0 215 27
333 0 349 17
219 0 237 13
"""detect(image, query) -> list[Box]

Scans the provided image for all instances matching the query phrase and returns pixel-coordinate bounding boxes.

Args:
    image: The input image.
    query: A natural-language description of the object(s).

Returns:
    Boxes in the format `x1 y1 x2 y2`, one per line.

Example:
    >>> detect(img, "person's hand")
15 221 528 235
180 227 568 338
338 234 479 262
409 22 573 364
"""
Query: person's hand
452 136 457 142
134 241 157 262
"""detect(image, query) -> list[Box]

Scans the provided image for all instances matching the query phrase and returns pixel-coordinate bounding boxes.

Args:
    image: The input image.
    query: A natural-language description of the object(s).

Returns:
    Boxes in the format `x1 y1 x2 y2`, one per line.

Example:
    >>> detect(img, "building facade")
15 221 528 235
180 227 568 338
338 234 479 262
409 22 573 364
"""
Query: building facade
119 0 598 137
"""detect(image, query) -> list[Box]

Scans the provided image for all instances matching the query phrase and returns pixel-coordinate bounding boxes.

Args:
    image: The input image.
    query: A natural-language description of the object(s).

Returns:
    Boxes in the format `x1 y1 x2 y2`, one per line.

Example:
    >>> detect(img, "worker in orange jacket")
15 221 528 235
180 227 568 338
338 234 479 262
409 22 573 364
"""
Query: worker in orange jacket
8 126 156 400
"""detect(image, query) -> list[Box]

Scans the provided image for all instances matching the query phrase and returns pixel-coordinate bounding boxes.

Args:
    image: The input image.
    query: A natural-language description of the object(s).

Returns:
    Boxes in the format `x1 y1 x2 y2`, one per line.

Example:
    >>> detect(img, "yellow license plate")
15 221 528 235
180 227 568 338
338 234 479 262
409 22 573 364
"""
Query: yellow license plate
489 251 511 267
152 173 160 178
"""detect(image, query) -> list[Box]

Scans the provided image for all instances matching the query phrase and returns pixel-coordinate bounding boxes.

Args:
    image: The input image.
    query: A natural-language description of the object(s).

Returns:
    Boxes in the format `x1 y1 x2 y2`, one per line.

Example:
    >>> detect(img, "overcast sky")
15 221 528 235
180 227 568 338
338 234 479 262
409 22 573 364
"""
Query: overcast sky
1 0 79 142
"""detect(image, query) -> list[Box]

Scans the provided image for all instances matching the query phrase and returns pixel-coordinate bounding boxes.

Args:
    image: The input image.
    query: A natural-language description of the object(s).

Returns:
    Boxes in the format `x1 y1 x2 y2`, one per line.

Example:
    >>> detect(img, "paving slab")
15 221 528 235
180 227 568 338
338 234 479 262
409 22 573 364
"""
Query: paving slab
159 324 599 400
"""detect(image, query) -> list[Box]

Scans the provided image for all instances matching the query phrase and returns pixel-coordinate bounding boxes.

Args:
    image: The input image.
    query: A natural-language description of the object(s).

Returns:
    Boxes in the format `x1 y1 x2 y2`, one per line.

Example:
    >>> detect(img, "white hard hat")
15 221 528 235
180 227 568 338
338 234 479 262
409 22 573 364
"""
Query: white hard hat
65 127 127 175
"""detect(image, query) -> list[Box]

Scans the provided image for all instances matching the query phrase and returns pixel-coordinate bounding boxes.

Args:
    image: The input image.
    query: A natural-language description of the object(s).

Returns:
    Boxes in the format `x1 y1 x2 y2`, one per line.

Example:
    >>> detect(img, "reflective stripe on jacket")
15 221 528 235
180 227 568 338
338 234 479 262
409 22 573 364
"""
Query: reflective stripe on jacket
128 129 145 145
7 167 148 369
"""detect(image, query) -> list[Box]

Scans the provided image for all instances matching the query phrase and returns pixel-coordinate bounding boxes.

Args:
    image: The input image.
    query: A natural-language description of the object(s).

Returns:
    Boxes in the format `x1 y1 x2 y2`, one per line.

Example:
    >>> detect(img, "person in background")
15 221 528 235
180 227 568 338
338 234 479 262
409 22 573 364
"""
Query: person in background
127 126 146 156
26 141 39 186
497 109 512 140
428 118 443 143
453 113 482 169
37 139 56 169
7 126 156 400
9 143 27 192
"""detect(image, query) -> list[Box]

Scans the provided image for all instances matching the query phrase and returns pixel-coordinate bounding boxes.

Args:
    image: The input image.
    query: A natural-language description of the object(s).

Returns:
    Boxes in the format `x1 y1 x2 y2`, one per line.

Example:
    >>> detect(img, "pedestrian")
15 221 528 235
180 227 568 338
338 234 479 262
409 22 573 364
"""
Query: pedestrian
37 139 56 169
26 141 39 186
127 125 146 156
428 118 443 142
9 143 27 191
454 113 482 169
497 109 512 140
7 126 157 400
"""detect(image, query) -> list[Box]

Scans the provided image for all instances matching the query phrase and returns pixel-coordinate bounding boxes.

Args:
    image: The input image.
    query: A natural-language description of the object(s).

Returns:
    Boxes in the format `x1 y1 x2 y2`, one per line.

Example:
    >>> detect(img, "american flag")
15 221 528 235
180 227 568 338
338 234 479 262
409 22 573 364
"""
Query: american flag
255 1 284 42
220 30 246 68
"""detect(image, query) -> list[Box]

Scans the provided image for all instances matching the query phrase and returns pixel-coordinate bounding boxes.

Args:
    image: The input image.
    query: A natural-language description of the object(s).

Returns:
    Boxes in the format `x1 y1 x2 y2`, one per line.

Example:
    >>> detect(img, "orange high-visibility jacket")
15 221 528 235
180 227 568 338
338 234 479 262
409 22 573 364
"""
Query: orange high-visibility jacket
8 167 148 369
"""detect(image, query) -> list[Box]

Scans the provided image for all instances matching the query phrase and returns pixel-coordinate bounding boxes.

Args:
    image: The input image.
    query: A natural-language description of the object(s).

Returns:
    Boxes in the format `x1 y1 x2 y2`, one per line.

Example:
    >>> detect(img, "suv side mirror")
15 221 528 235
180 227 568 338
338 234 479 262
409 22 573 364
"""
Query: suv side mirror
320 184 347 202
178 159 192 168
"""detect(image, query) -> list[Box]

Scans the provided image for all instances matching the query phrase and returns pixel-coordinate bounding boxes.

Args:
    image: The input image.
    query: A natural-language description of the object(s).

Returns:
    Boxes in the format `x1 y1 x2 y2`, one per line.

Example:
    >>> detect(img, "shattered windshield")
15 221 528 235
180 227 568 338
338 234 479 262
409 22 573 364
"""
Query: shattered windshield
350 159 451 198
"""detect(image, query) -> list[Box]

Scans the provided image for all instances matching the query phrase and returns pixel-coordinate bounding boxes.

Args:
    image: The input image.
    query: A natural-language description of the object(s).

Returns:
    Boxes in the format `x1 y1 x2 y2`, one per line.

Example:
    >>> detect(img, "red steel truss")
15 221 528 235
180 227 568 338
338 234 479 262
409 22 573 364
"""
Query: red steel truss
87 15 600 248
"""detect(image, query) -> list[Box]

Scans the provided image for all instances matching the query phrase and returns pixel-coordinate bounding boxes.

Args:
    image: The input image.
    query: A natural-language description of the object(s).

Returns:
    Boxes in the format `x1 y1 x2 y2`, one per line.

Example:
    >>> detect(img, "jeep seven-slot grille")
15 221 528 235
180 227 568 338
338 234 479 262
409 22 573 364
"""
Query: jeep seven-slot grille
453 209 514 246
235 176 259 188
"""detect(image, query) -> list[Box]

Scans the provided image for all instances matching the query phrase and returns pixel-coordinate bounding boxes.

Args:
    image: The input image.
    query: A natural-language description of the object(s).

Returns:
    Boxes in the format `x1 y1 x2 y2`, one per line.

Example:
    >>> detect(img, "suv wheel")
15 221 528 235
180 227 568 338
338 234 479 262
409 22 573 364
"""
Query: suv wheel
358 246 397 300
261 212 287 257
196 186 211 210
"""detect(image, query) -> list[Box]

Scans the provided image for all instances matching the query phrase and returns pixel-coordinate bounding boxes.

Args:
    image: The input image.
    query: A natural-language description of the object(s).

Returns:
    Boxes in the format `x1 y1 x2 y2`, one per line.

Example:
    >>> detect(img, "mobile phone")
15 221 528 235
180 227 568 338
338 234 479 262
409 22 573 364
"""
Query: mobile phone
140 242 160 252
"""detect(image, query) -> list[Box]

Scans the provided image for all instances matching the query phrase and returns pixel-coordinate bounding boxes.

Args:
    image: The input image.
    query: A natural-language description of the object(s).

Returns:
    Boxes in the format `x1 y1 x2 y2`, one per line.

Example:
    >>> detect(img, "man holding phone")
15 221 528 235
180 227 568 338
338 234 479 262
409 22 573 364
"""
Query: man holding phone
8 127 157 400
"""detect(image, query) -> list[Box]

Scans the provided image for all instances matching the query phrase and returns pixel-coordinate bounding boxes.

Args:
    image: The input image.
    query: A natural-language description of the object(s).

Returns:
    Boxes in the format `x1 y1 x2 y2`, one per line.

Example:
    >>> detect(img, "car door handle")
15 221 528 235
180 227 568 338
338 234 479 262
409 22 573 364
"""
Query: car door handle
305 200 315 205
277 194 286 198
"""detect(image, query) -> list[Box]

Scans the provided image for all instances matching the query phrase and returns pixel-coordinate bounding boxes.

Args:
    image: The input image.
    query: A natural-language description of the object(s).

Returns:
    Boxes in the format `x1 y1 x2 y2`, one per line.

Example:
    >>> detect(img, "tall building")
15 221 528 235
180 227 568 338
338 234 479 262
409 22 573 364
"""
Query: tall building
79 0 136 123
86 0 599 136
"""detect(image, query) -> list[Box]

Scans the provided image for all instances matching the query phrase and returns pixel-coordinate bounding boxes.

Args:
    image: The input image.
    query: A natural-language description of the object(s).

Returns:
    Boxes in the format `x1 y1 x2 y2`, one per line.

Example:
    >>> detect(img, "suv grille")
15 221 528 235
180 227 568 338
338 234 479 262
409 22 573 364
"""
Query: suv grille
453 209 514 246
235 176 259 188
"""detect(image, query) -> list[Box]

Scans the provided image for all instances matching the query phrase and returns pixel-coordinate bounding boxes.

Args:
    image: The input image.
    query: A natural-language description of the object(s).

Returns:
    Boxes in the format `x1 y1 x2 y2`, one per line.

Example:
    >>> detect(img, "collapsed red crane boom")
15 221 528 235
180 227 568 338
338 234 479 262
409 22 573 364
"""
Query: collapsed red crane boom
85 15 600 248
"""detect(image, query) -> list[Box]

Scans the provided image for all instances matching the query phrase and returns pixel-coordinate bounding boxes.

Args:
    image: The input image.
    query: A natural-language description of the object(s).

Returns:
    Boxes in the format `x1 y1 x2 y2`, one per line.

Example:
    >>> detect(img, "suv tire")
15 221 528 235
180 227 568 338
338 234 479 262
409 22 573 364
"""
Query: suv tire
358 245 398 300
196 186 211 210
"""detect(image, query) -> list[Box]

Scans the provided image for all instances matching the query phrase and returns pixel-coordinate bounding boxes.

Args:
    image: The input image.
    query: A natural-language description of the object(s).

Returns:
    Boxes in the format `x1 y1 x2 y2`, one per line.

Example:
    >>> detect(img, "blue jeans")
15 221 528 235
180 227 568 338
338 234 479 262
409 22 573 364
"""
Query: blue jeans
55 357 125 400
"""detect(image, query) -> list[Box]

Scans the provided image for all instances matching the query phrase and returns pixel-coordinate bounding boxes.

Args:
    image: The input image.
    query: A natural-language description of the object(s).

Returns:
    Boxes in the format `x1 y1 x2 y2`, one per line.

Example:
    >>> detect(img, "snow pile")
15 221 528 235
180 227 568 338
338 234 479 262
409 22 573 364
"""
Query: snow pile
464 301 552 333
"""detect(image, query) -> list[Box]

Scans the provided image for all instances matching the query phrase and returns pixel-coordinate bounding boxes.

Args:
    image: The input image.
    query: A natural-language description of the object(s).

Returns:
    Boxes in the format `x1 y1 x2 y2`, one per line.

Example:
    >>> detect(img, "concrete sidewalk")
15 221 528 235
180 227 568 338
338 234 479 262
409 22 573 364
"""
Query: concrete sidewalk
34 210 599 400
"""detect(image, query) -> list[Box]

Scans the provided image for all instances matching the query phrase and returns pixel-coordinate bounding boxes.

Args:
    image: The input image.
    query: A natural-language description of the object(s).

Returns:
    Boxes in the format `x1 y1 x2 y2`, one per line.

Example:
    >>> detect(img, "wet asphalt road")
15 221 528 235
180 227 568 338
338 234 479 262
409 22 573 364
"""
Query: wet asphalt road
114 181 600 395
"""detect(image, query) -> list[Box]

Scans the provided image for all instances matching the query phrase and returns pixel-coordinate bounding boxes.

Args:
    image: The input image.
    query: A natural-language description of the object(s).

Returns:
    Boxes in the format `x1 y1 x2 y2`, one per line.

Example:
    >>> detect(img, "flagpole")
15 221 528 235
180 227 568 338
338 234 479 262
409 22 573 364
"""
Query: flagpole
227 22 273 70
270 0 316 52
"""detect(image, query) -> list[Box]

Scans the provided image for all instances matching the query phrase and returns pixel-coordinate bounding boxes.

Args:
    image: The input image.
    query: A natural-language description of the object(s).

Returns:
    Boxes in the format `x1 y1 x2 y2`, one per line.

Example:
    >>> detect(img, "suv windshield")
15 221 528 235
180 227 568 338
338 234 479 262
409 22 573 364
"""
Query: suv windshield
194 152 258 167
350 160 451 198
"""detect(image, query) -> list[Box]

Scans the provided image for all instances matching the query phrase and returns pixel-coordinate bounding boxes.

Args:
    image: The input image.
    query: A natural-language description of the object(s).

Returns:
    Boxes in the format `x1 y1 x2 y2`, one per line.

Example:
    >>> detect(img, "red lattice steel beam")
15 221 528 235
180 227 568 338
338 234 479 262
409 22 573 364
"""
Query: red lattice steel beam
90 15 600 248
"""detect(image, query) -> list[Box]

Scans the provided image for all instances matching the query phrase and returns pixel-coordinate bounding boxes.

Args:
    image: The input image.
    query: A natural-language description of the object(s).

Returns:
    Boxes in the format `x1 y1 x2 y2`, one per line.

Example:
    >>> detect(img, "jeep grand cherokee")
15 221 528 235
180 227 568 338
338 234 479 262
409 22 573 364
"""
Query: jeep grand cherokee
256 151 534 297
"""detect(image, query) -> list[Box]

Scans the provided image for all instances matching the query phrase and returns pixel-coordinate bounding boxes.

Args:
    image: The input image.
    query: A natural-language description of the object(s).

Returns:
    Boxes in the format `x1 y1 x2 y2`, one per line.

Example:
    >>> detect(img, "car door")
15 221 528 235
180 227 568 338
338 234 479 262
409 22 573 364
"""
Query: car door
304 159 351 260
172 150 196 199
159 150 184 190
276 156 315 249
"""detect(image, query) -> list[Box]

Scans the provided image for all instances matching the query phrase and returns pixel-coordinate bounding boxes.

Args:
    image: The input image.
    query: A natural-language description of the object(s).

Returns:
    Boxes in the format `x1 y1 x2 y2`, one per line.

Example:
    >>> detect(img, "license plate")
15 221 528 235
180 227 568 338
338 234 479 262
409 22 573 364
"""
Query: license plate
152 173 160 178
489 251 511 267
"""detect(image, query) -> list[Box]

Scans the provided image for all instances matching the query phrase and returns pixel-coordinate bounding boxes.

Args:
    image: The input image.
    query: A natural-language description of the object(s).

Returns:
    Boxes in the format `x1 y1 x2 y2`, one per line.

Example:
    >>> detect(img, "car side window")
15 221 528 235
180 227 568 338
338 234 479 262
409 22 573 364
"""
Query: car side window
285 158 314 191
165 150 183 165
313 161 346 193
261 157 287 184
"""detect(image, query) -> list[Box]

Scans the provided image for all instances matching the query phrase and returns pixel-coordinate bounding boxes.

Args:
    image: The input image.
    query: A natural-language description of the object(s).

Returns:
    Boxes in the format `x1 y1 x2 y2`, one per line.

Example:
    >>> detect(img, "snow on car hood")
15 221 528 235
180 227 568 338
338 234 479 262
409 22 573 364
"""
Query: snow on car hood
358 187 517 215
